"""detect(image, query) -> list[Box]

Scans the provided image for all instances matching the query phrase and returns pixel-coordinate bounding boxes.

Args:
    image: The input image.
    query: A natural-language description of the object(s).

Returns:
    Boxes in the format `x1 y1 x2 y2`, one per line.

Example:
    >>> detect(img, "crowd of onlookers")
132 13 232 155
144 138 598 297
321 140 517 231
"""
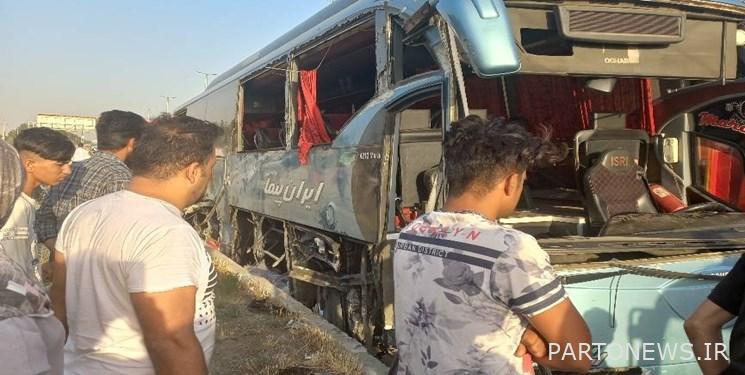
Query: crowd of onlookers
0 111 221 375
1 111 743 375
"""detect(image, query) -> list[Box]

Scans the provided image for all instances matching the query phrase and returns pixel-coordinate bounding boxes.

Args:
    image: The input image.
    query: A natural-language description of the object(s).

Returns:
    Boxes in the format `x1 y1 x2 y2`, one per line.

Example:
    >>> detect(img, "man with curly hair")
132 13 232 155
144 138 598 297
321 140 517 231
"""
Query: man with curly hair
393 115 591 374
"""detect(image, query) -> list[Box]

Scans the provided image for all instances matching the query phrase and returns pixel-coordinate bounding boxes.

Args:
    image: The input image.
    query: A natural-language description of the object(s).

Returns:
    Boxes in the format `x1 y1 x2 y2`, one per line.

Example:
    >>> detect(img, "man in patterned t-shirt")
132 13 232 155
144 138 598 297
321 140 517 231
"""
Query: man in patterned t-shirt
393 116 591 374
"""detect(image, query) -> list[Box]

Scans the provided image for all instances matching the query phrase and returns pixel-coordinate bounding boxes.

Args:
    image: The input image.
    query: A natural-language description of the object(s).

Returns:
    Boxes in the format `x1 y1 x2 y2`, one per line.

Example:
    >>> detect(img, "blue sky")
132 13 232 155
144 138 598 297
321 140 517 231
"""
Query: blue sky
0 1 329 128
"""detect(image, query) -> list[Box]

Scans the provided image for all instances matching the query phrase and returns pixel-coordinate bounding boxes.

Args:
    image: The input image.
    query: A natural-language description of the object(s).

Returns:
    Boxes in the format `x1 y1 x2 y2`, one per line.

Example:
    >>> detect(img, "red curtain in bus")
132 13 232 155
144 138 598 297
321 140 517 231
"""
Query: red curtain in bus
464 77 507 118
297 70 331 165
638 79 657 134
512 76 656 140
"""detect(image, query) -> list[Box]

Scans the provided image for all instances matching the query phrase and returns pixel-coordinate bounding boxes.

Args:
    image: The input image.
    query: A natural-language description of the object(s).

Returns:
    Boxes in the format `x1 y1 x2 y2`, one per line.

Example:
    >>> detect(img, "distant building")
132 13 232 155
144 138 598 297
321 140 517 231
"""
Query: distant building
35 114 96 134
34 113 97 145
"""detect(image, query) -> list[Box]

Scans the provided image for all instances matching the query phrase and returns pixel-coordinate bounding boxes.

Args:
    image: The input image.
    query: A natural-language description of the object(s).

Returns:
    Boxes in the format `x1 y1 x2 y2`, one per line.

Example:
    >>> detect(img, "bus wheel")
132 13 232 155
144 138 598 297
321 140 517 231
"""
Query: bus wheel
322 287 345 330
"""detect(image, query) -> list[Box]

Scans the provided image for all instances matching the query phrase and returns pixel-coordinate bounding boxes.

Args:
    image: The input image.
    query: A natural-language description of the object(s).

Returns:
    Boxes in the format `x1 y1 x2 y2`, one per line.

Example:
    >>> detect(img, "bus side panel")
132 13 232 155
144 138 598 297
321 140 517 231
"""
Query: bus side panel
227 144 383 242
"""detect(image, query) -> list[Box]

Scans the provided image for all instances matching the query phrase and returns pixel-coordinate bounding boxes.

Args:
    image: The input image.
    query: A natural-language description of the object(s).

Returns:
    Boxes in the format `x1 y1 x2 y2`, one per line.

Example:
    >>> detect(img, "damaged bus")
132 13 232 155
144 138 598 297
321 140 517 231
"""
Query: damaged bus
177 0 745 373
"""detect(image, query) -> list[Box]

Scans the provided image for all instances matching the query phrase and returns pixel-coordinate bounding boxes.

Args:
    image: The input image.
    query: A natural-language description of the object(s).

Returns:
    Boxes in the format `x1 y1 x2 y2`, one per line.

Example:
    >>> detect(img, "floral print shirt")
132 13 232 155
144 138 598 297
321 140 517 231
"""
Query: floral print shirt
0 243 53 320
393 211 566 374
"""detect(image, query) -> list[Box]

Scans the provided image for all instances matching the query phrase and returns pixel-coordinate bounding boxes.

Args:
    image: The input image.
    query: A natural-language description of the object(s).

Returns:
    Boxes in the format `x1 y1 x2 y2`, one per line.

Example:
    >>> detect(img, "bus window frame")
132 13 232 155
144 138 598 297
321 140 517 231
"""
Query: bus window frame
690 132 745 209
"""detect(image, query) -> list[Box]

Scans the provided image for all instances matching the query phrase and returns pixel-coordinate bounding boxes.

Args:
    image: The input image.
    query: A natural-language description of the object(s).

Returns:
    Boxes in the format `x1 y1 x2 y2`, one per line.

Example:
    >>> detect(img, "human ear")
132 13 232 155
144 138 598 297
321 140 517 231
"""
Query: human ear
504 173 522 198
23 158 35 173
126 138 136 152
185 162 201 184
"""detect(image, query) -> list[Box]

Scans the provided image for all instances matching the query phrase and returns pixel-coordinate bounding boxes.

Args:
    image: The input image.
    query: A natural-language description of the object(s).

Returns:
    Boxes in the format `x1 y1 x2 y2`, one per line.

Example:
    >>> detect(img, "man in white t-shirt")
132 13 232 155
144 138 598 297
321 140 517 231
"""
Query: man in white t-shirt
1 127 74 278
393 116 592 374
0 139 67 375
50 115 223 375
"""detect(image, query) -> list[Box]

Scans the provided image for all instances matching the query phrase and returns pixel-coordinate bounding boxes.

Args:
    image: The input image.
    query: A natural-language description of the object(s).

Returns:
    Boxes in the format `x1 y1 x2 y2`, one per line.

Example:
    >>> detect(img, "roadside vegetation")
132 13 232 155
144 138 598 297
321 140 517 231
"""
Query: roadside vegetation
211 270 365 375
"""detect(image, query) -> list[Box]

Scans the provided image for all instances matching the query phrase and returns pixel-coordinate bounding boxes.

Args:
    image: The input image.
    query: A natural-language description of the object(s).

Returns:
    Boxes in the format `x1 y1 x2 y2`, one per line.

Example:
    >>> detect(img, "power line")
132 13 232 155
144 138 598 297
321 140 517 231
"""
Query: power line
196 71 217 89
161 96 176 114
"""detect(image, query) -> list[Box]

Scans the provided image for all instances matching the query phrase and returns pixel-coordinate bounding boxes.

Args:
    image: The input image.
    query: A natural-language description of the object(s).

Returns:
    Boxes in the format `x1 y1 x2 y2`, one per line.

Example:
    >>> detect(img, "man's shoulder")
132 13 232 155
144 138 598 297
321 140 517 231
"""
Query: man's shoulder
66 193 193 233
495 229 552 272
16 194 37 213
0 198 33 230
85 157 130 177
65 194 112 219
401 213 529 239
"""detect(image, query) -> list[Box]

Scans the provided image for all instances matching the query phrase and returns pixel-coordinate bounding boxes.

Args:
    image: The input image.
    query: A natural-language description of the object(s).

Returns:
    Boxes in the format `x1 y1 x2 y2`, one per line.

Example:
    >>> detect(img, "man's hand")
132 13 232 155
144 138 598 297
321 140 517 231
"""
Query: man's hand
50 250 68 335
528 299 592 373
42 261 53 282
43 238 57 254
515 326 547 358
42 239 57 282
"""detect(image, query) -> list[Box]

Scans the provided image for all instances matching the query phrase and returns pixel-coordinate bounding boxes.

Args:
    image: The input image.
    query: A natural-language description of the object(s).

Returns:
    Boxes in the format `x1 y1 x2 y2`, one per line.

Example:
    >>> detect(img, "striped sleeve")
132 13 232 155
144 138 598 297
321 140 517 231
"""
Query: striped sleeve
490 232 567 317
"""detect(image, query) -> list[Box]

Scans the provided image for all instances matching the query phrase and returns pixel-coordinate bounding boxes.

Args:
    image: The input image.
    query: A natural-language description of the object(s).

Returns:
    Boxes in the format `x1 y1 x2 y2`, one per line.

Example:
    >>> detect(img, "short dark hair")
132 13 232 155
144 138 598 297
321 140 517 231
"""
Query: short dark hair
127 115 223 179
96 110 146 151
444 115 563 197
13 127 75 163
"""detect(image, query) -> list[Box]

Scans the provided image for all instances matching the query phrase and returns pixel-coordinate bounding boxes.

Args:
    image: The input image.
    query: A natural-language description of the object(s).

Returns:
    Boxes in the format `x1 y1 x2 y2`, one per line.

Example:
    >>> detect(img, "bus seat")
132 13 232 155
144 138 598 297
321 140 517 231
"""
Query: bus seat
574 128 649 169
574 128 649 192
584 149 657 232
416 165 441 212
400 142 441 207
254 128 284 149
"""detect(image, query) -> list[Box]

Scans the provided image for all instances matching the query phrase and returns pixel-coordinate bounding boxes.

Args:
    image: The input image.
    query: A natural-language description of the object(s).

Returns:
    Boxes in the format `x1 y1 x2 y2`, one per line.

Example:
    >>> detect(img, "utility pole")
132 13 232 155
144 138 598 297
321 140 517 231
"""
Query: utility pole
161 96 176 114
196 71 217 89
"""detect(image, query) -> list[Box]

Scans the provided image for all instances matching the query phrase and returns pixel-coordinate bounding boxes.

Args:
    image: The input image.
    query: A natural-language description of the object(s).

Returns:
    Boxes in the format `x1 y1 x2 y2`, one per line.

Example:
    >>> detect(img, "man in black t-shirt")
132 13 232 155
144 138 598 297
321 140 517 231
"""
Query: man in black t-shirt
686 255 745 375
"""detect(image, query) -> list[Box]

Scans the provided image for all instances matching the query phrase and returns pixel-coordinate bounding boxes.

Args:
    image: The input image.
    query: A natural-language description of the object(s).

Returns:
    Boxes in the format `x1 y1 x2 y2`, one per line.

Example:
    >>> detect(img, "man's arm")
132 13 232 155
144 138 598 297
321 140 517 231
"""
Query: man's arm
492 235 591 372
685 299 734 375
35 191 59 246
44 239 56 251
36 188 60 281
130 287 208 375
40 239 58 281
50 249 67 334
528 299 592 373
686 255 745 374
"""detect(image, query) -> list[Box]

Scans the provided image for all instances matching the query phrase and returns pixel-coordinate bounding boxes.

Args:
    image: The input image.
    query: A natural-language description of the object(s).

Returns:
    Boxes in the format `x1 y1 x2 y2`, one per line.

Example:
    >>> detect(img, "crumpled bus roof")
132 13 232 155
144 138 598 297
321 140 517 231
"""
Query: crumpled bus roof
177 0 745 111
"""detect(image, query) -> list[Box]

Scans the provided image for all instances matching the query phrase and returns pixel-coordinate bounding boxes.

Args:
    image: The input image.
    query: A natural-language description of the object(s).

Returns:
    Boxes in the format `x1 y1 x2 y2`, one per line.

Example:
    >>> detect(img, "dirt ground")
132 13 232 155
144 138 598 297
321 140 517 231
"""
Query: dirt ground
209 272 367 375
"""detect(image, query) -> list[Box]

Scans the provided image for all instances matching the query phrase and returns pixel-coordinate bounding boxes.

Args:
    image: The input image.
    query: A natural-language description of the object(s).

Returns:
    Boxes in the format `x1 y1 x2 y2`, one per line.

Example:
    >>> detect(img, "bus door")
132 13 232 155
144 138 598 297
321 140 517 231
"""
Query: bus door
654 81 745 211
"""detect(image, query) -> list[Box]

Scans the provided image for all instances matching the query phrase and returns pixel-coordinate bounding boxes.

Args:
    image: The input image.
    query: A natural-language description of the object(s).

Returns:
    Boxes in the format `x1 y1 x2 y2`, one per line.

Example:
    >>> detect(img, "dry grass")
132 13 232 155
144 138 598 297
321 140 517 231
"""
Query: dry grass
210 271 365 375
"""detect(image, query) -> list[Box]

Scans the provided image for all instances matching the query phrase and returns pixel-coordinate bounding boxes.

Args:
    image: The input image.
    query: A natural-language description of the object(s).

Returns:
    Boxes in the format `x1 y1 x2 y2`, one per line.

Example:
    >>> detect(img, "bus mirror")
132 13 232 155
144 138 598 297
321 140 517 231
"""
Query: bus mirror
663 137 679 164
435 0 521 77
